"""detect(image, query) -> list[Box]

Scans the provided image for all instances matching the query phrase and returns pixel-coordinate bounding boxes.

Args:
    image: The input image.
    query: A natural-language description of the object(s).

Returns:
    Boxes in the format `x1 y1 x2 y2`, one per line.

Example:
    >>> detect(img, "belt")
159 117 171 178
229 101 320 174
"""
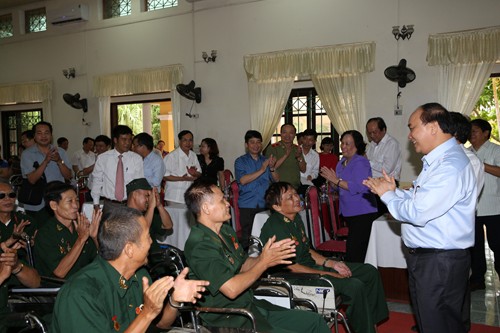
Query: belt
407 247 449 255
102 198 127 205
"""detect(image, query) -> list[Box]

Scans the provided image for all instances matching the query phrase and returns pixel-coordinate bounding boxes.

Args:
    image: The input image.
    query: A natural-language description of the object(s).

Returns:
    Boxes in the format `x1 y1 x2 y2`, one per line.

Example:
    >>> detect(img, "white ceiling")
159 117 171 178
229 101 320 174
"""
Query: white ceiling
0 0 42 10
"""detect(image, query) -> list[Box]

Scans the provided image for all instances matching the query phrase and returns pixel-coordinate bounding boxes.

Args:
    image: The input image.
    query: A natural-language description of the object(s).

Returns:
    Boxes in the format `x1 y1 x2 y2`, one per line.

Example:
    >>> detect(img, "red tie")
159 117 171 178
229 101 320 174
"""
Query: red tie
115 155 124 201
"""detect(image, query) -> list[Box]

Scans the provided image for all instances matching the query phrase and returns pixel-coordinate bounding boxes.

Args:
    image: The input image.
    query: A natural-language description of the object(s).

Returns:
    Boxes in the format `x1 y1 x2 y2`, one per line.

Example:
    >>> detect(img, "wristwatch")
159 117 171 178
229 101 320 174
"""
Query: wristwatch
270 167 275 172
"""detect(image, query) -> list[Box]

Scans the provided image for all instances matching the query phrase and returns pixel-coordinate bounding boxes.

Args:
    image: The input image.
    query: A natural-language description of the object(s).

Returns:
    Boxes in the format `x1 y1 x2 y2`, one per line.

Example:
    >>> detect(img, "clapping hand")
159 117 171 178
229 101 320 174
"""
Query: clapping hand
172 267 210 304
260 236 296 268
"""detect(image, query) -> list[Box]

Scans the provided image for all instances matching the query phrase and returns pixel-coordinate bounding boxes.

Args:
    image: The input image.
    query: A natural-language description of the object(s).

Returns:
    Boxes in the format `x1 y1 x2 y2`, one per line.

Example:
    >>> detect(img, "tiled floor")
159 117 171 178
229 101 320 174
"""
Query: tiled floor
387 241 500 327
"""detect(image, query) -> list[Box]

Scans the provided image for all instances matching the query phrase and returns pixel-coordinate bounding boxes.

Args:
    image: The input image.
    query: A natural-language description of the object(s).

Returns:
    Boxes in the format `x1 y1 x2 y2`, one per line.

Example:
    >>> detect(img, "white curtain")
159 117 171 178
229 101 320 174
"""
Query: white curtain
427 26 500 114
93 64 184 134
98 96 111 137
312 73 365 134
0 80 53 121
244 42 375 142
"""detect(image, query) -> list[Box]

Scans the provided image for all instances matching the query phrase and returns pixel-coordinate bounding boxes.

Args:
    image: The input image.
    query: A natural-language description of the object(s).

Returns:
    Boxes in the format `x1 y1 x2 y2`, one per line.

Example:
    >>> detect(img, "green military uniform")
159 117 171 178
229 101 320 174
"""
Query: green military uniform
265 143 301 189
150 211 171 255
0 211 35 333
260 212 389 333
184 222 330 333
50 256 149 332
34 216 97 278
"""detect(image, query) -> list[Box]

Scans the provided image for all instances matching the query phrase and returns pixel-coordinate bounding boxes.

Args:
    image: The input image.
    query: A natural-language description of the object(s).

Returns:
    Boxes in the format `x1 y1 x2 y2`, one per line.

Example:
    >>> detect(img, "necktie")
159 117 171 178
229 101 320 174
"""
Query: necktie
115 155 124 201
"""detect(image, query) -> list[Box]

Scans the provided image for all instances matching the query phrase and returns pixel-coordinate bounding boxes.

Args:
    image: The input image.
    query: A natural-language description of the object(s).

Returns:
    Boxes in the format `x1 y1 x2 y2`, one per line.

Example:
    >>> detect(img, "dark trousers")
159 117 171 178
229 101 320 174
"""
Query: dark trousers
239 207 267 250
470 214 500 284
407 249 470 333
343 212 378 263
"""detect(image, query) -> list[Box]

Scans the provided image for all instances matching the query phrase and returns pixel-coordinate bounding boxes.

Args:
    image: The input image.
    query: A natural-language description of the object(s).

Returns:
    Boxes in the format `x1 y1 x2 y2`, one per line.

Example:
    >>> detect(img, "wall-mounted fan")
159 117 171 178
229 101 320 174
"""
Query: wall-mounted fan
384 59 416 88
63 93 88 112
176 80 202 104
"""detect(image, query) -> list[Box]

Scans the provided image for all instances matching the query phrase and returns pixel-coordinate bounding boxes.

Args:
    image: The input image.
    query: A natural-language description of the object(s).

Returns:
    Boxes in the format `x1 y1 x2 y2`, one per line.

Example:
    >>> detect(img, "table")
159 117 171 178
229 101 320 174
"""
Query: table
365 214 411 302
160 203 197 250
365 214 409 268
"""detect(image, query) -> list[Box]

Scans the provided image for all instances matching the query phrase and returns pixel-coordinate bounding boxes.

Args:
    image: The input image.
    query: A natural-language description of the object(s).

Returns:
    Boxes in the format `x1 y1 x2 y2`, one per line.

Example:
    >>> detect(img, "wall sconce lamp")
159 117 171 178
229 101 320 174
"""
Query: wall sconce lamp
202 50 217 63
392 25 414 40
63 67 76 79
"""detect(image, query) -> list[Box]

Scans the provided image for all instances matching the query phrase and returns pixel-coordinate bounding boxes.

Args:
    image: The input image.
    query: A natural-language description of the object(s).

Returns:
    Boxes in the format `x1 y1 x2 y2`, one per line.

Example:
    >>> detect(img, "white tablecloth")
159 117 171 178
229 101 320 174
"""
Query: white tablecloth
364 214 409 269
160 203 196 250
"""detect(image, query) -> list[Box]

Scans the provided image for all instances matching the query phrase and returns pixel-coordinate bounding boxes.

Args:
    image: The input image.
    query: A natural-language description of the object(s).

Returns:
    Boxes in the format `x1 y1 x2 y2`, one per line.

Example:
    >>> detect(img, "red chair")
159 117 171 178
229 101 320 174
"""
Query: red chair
223 169 234 188
229 180 242 239
305 186 346 257
327 193 348 239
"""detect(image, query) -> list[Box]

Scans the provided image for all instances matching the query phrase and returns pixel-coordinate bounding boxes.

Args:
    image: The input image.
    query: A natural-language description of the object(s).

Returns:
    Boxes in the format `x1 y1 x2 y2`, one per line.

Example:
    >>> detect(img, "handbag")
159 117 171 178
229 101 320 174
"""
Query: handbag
18 162 47 205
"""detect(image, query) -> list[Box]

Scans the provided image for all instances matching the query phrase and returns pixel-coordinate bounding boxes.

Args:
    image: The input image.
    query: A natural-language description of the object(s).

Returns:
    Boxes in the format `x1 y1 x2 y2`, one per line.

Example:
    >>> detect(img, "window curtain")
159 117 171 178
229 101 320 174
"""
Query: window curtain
427 26 500 114
93 65 183 136
244 42 375 144
0 80 53 122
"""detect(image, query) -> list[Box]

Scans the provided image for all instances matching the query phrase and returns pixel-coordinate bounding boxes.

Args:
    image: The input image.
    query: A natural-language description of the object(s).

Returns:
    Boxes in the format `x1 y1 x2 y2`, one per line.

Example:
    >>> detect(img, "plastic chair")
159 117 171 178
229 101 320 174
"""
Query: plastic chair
305 186 346 257
327 192 348 238
223 169 234 187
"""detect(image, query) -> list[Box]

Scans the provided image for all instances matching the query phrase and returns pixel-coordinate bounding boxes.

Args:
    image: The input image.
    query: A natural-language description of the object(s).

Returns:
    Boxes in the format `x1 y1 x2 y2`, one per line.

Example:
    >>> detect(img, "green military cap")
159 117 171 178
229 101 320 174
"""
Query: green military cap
126 178 152 196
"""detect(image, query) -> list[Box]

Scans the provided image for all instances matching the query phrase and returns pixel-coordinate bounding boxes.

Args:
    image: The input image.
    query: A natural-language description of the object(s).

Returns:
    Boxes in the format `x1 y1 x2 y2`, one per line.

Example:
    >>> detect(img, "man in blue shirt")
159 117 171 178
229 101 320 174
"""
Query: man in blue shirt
364 103 477 333
133 132 166 191
234 130 278 249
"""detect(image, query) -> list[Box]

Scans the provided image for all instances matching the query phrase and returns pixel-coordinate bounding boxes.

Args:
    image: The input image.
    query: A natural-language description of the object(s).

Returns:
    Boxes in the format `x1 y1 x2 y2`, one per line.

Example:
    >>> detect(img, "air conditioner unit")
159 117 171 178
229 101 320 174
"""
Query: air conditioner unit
50 4 89 25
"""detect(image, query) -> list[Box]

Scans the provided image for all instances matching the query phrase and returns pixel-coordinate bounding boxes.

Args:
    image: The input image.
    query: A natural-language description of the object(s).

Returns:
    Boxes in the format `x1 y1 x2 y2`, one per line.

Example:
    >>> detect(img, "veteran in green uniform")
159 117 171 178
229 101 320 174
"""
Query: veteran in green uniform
34 181 101 279
126 178 173 255
50 207 209 333
261 182 389 333
0 181 41 333
184 180 331 333
264 124 306 190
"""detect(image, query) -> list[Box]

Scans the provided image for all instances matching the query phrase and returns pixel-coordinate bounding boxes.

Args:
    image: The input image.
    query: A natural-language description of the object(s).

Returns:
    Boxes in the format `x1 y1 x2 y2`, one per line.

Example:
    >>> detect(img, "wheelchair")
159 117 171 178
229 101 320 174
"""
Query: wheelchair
249 236 351 333
147 244 323 333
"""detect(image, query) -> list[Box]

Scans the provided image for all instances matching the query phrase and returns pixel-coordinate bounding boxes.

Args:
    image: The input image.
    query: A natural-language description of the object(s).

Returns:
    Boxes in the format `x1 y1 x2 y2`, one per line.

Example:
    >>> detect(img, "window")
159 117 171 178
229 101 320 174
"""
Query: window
103 0 132 19
0 14 13 38
271 87 340 155
110 97 175 152
146 0 178 11
1 109 42 159
25 7 46 33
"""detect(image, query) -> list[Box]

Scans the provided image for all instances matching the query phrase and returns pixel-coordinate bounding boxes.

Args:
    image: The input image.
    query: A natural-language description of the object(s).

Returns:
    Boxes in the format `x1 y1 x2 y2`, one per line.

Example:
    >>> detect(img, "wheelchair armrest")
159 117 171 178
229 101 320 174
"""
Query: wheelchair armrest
41 276 66 286
269 272 322 280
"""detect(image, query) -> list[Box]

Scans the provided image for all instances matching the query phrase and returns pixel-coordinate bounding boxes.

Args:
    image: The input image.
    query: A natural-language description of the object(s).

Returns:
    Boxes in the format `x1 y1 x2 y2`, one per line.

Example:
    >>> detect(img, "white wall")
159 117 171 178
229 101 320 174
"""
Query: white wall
0 0 498 181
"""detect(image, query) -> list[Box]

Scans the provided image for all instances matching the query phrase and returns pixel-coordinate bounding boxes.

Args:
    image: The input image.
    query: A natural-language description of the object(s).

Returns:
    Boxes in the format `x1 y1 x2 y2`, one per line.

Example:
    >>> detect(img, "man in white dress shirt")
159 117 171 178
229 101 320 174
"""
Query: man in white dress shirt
163 130 201 205
366 117 402 215
91 125 144 212
299 129 319 194
71 137 96 178
468 118 500 292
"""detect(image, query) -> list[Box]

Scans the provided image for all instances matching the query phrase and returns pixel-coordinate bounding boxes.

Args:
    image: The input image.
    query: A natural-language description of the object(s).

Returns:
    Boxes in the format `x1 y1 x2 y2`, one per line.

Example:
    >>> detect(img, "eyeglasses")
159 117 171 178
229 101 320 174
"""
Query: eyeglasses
0 192 16 200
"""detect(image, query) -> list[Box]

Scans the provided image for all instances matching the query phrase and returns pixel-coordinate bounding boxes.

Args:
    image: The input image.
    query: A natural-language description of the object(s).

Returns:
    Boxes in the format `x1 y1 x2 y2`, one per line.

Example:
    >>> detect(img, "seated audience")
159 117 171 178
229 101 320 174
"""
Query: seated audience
163 130 201 206
261 182 388 333
34 181 101 278
126 178 173 254
0 182 40 333
197 138 225 188
234 130 278 248
184 180 330 333
50 207 209 332
320 130 378 263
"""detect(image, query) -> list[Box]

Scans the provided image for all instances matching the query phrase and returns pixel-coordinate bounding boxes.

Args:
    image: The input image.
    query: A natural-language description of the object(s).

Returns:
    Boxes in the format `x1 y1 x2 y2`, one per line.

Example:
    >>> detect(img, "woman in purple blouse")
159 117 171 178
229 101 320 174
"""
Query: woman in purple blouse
320 130 378 263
